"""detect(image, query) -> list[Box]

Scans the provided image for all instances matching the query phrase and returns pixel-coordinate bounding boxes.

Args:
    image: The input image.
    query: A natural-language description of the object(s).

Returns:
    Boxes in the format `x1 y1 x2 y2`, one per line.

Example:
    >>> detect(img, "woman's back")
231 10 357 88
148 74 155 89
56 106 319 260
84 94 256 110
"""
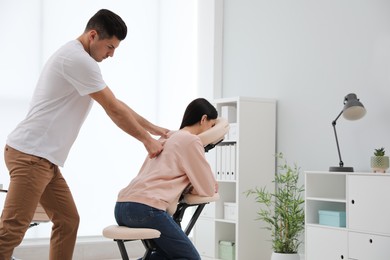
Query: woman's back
117 130 215 211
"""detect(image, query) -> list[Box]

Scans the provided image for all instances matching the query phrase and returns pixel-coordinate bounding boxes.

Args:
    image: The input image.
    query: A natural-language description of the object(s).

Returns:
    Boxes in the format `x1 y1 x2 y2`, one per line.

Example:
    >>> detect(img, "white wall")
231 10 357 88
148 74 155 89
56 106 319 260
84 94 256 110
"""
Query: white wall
156 0 199 128
222 0 390 173
0 0 42 100
0 0 200 238
0 0 44 237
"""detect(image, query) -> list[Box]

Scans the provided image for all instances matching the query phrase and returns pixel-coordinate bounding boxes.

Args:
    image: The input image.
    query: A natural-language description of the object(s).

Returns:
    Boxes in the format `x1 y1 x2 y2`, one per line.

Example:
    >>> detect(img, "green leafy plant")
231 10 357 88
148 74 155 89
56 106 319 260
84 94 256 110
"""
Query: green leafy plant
245 153 305 254
374 147 385 156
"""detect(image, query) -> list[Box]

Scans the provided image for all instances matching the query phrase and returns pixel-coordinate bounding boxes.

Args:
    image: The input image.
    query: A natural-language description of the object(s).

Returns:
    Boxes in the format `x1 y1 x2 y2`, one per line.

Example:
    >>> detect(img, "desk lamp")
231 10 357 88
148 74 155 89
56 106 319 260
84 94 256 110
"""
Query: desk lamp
329 93 366 172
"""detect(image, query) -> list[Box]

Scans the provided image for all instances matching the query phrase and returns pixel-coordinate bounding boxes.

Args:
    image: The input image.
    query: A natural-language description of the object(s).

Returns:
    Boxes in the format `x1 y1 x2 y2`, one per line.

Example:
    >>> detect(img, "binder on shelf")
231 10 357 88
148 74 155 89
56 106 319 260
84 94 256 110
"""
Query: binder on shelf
226 145 231 180
230 144 236 180
228 123 238 141
214 144 237 181
216 146 222 180
221 146 226 180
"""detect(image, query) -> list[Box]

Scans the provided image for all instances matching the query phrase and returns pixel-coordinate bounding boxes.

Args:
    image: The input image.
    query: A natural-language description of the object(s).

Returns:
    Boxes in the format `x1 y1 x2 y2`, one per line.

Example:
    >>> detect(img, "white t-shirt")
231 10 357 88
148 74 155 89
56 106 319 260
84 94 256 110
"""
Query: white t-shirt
7 40 106 167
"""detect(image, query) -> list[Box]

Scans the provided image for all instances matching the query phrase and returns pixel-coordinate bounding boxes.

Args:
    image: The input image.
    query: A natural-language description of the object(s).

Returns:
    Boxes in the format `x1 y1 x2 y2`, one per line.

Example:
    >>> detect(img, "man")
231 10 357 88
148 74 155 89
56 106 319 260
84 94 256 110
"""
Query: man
0 9 169 260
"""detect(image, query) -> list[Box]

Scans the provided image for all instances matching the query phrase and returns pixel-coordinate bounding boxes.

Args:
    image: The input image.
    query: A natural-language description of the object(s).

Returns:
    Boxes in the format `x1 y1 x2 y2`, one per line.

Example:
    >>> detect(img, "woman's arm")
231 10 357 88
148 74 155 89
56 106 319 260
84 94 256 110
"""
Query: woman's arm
181 139 217 197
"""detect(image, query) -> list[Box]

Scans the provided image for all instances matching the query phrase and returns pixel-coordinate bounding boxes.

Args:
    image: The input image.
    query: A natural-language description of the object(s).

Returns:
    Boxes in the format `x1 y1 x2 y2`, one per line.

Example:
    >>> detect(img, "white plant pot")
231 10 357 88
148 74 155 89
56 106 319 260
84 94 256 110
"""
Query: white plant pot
371 156 389 173
271 252 300 260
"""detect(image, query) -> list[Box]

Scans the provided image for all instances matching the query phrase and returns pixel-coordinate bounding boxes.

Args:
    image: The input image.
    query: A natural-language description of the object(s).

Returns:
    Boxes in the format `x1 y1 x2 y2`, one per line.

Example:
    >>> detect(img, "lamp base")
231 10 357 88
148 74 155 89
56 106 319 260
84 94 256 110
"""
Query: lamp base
329 166 354 172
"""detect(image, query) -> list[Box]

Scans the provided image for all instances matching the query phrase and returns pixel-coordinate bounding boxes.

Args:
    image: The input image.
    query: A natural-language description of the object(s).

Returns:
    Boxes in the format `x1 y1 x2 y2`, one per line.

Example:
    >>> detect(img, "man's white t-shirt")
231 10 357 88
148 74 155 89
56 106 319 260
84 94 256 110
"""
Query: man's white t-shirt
7 40 106 167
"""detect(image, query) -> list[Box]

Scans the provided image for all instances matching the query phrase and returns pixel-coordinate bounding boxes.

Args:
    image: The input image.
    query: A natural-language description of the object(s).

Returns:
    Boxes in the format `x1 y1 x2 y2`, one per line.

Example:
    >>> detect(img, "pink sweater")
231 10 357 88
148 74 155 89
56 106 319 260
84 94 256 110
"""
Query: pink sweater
117 130 216 211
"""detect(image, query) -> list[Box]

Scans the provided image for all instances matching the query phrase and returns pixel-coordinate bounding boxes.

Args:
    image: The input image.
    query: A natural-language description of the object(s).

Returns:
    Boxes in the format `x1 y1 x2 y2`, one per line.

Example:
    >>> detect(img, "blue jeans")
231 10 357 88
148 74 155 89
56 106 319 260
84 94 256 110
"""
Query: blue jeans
115 202 201 260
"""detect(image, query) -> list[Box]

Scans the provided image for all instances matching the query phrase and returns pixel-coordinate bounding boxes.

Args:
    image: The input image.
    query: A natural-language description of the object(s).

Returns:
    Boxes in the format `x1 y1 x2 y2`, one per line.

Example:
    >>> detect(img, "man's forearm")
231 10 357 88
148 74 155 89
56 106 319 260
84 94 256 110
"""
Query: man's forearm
119 100 155 133
108 100 152 143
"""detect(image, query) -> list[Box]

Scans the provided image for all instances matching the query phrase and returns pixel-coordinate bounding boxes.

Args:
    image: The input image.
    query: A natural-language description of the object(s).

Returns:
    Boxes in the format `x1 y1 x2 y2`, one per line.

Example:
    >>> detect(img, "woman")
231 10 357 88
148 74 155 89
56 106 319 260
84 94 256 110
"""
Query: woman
115 98 218 260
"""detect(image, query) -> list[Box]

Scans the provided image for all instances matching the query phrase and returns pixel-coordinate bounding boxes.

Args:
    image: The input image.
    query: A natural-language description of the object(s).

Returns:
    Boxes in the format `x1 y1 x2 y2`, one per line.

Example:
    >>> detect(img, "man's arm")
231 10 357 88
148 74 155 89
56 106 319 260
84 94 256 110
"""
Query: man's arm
89 87 168 158
117 100 169 137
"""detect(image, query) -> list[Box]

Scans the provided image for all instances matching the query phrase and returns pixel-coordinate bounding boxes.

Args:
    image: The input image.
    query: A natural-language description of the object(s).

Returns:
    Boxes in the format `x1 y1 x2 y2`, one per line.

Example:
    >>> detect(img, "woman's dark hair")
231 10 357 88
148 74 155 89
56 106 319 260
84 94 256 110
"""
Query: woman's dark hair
85 9 127 40
179 98 218 129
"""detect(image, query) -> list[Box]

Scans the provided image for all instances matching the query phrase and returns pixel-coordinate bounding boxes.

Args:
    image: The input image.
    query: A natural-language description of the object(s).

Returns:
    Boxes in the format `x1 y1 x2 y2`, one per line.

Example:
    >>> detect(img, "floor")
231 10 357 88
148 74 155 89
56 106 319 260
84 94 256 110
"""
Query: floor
13 236 304 260
13 236 144 260
13 237 224 260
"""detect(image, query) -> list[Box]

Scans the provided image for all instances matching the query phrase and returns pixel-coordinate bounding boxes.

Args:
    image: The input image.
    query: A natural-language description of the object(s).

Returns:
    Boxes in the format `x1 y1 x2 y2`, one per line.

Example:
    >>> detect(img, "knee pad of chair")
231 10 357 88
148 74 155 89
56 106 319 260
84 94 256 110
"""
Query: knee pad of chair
183 193 220 205
103 225 160 240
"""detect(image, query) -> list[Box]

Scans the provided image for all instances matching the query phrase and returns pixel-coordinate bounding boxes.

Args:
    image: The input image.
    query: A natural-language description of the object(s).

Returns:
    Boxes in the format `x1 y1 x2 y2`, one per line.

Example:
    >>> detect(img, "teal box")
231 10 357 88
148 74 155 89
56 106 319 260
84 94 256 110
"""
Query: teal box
219 240 235 260
318 210 346 227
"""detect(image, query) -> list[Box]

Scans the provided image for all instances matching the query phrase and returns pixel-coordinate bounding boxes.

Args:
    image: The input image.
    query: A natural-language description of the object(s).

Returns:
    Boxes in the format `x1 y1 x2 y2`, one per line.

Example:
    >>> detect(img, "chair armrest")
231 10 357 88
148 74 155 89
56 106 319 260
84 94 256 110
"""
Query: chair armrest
182 193 220 205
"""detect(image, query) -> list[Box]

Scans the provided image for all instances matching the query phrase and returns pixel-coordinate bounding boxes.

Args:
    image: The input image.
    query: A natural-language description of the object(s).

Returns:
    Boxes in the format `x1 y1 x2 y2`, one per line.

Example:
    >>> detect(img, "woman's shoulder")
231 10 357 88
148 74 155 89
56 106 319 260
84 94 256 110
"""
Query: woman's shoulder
169 130 201 145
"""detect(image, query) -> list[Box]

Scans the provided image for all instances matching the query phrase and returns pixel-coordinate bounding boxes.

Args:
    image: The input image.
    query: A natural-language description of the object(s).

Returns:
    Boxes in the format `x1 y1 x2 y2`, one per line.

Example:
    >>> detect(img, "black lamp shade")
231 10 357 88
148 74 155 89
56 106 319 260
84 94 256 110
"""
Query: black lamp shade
343 93 366 121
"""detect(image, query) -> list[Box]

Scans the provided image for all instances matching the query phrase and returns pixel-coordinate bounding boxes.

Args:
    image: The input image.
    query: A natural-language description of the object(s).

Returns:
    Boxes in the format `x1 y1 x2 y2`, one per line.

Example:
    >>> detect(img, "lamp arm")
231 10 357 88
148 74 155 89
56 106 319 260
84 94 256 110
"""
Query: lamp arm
332 110 343 124
332 110 344 168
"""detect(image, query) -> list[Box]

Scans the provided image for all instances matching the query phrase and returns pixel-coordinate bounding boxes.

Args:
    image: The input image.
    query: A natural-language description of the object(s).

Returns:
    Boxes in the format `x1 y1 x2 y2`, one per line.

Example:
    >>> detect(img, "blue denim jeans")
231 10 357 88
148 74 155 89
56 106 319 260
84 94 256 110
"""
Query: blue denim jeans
115 202 201 260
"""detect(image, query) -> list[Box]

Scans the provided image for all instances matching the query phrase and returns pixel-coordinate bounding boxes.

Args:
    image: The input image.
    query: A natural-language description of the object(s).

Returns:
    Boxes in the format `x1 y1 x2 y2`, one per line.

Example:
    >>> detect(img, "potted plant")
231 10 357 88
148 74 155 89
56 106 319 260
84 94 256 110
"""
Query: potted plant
245 153 304 260
371 147 389 173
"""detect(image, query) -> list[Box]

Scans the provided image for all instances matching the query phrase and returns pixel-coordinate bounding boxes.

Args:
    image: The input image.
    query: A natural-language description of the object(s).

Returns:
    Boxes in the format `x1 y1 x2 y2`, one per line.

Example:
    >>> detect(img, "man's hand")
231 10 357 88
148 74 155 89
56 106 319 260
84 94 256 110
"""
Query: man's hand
149 126 170 139
90 87 170 157
145 138 165 158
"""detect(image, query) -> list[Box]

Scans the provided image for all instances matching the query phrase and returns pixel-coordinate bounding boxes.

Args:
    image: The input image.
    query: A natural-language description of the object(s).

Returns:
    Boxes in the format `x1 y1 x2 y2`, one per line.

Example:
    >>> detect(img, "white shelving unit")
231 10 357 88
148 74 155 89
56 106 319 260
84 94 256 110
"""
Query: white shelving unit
305 171 390 260
194 97 276 260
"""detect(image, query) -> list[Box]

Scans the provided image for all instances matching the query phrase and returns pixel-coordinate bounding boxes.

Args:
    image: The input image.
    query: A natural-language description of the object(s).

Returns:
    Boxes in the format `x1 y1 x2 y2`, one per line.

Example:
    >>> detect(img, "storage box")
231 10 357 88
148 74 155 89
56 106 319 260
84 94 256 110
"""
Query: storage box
221 106 237 123
224 202 237 221
219 240 235 260
318 210 346 227
228 123 238 140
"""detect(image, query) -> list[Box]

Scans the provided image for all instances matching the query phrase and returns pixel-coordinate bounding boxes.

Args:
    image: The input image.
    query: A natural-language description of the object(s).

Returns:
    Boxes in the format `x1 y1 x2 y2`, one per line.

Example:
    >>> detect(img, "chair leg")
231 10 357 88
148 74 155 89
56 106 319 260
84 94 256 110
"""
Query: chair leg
115 240 130 260
141 239 157 260
184 204 206 236
115 239 157 260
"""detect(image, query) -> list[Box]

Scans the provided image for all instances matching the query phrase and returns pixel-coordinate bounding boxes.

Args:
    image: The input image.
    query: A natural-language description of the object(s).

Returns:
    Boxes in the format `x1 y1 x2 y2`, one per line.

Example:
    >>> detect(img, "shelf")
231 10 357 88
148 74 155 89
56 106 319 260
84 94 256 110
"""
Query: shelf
306 223 347 231
306 199 346 225
306 197 346 203
215 218 236 224
217 180 236 184
194 97 276 260
305 171 390 260
305 172 346 200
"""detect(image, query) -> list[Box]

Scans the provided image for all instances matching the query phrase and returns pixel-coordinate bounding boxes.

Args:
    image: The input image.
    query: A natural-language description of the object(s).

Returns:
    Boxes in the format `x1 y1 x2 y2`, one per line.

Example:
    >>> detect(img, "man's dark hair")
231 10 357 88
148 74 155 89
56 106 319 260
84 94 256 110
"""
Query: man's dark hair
85 9 127 40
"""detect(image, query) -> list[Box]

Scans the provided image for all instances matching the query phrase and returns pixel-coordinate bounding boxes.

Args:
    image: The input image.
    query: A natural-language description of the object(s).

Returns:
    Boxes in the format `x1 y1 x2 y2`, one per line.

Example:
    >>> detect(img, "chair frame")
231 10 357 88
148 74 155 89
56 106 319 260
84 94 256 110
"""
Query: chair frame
107 198 213 260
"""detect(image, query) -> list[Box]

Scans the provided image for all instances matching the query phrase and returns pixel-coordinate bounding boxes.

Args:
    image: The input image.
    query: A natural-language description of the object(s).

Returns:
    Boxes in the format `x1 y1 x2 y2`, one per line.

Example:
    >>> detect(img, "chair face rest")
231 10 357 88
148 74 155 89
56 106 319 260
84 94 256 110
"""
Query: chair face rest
103 225 161 240
198 117 229 146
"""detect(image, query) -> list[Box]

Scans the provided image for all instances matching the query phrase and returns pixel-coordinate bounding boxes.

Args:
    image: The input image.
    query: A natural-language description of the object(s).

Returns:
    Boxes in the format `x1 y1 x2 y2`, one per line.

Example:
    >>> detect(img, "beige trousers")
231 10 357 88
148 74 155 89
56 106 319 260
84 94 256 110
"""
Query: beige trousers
0 145 79 260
